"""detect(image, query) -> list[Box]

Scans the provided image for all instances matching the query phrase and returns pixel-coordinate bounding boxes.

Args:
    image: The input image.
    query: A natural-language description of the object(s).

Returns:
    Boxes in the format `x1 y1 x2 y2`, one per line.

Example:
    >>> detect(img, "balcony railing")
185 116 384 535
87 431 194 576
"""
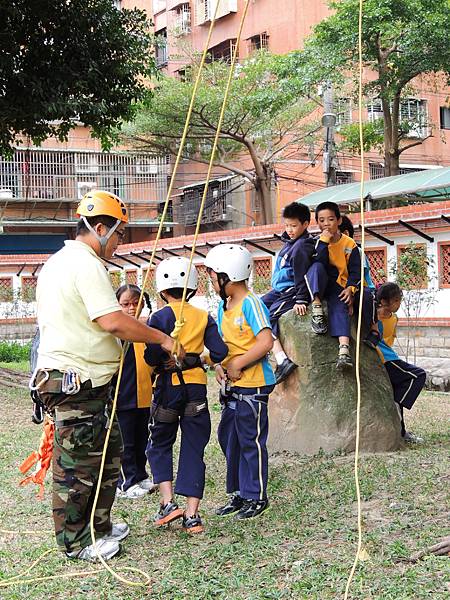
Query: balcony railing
0 149 170 206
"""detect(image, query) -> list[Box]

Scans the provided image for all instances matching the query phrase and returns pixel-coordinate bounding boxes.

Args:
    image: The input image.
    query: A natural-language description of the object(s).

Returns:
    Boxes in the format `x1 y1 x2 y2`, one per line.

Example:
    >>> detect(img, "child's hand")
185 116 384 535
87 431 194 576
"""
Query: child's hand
339 287 354 306
320 228 333 243
225 359 243 382
293 304 307 316
214 364 226 385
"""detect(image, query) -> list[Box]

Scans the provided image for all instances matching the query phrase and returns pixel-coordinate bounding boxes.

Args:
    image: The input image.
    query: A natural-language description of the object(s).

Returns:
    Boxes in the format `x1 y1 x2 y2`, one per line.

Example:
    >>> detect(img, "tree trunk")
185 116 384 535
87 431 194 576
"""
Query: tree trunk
256 173 274 225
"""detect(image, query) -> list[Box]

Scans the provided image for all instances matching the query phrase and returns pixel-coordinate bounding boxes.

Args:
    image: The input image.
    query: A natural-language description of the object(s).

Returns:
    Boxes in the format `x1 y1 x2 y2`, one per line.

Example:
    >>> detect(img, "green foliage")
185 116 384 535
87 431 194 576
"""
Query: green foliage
338 121 384 155
0 341 30 362
285 0 450 173
124 50 317 178
0 0 156 156
394 243 430 291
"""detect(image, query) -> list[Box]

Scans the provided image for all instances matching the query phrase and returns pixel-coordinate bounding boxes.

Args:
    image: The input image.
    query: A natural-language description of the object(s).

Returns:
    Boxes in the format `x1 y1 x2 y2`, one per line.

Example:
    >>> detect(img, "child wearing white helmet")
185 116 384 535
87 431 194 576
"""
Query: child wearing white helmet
205 244 275 519
144 256 228 534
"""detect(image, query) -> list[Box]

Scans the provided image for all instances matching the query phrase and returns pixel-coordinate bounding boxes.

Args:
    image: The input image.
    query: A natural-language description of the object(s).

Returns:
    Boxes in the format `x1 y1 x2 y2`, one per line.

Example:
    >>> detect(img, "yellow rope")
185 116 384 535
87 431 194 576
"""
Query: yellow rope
174 0 252 340
343 0 367 597
1 2 225 592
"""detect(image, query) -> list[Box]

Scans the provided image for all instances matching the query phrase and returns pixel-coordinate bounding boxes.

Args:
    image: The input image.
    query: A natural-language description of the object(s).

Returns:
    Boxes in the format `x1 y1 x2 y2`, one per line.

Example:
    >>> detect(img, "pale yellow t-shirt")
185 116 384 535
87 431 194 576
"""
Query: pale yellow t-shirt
36 240 122 387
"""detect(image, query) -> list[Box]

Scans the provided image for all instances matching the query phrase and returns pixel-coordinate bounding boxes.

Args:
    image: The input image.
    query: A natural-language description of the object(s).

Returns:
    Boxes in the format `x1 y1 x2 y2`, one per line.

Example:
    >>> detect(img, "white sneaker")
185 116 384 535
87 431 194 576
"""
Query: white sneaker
100 522 130 543
66 538 120 562
138 478 158 493
116 483 149 499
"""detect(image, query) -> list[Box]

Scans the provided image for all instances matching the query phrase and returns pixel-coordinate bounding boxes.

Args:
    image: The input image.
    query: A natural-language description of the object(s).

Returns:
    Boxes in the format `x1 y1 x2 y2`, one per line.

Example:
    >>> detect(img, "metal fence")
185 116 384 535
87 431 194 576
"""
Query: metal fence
0 148 170 206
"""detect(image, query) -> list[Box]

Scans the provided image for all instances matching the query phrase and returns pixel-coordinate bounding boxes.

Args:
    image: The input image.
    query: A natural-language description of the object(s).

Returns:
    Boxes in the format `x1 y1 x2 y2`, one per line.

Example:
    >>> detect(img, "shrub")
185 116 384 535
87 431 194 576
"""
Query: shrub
0 341 31 363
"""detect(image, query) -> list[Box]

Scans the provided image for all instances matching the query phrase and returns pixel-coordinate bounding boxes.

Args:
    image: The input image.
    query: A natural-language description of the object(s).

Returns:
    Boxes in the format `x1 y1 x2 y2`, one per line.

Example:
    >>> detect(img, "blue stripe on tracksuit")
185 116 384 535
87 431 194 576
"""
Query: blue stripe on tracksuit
384 360 426 436
217 385 274 501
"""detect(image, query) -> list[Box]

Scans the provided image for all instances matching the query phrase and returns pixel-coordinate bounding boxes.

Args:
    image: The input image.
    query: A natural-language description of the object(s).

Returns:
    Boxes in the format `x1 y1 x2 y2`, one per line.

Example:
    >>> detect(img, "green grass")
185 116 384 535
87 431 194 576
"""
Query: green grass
0 374 448 599
0 360 30 372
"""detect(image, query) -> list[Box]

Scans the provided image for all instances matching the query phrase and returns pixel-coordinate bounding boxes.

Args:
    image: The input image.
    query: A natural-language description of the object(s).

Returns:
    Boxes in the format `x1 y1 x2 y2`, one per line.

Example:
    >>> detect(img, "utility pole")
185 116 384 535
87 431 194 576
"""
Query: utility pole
322 83 337 187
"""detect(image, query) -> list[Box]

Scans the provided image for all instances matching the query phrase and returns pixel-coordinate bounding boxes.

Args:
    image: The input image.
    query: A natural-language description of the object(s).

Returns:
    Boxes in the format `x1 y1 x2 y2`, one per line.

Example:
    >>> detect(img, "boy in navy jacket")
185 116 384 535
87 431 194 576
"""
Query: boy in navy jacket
262 202 325 384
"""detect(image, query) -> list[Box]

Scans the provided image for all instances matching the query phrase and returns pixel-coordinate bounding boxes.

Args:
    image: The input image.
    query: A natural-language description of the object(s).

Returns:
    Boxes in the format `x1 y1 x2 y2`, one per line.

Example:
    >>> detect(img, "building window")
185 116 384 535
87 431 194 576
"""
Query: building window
194 0 237 26
125 270 138 286
367 98 428 138
335 97 352 126
439 243 450 288
174 4 191 35
109 271 122 290
440 107 450 130
155 28 168 68
252 258 272 294
335 171 353 185
0 277 14 302
177 178 232 226
365 248 387 286
248 32 269 53
367 98 384 122
397 244 428 290
21 276 37 302
196 265 209 295
208 39 237 63
369 162 384 180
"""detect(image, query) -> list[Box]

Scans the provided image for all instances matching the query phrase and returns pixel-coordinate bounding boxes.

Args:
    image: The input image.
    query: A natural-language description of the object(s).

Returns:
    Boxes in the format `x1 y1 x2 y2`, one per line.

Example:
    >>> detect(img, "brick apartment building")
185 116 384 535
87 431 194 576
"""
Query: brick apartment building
1 0 450 250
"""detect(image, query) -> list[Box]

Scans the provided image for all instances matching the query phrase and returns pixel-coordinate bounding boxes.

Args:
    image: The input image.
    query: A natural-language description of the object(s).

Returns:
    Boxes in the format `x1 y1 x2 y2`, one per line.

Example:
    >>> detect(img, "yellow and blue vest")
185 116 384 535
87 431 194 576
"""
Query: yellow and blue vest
217 292 276 388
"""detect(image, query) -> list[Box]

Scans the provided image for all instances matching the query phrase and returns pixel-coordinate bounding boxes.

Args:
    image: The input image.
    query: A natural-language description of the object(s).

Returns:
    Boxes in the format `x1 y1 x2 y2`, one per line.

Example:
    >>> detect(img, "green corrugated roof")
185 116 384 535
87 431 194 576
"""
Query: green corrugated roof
298 167 450 207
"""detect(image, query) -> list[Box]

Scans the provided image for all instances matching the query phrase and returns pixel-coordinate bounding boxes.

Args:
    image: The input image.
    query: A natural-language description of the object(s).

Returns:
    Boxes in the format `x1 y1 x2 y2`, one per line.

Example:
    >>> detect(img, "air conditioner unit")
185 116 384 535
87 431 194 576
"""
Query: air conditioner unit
136 159 158 175
77 181 96 200
75 154 99 174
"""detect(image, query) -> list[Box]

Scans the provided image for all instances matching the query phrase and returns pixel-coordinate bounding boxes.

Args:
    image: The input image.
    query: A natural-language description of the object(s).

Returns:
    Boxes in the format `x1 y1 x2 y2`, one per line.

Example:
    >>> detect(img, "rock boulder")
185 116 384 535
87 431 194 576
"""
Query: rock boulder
268 306 403 455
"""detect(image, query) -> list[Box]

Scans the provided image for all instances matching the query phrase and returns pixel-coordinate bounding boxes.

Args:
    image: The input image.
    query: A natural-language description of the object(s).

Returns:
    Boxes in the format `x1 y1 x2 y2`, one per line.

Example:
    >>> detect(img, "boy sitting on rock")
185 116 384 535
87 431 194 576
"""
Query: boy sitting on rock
261 201 325 385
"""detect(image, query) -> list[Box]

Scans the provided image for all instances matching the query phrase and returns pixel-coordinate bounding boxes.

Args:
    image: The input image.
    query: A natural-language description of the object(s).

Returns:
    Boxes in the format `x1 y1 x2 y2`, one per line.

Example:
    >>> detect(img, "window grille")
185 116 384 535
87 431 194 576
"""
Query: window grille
21 276 37 302
208 39 237 63
0 277 13 301
367 98 428 137
0 149 169 222
176 178 232 226
109 272 122 291
252 258 272 294
174 4 191 34
369 163 384 180
196 264 209 295
365 249 387 286
248 32 269 53
156 28 168 68
125 270 138 286
335 98 352 126
397 244 428 289
440 107 450 130
335 171 353 185
439 244 450 287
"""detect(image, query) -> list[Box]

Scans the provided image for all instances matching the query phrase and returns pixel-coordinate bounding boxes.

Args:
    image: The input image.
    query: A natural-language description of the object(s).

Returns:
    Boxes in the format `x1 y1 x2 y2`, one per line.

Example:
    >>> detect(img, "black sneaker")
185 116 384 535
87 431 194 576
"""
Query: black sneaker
311 312 328 335
275 358 298 385
182 513 204 534
363 330 381 349
402 431 424 444
215 494 245 516
235 498 270 520
153 501 184 527
336 352 353 370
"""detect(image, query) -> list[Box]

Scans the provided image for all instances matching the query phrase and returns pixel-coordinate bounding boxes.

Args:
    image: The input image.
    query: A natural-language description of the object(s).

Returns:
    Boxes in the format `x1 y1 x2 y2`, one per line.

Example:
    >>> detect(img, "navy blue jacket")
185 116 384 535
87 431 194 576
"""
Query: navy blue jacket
271 231 316 305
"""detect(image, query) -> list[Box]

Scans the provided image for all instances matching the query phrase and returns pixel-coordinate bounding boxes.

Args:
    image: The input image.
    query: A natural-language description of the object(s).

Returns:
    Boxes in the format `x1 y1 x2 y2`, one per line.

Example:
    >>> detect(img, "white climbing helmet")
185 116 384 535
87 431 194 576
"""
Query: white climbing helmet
204 244 253 281
155 257 198 293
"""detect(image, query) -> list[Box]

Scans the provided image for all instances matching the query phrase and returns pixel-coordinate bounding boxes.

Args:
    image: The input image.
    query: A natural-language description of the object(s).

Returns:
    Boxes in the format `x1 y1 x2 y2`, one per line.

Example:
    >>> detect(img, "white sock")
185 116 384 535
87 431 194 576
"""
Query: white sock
275 351 287 365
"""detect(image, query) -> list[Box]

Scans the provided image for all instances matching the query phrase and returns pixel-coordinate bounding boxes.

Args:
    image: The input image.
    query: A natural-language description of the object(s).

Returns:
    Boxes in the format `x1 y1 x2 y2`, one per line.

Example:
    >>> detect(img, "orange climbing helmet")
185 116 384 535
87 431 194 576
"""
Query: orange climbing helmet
76 190 129 223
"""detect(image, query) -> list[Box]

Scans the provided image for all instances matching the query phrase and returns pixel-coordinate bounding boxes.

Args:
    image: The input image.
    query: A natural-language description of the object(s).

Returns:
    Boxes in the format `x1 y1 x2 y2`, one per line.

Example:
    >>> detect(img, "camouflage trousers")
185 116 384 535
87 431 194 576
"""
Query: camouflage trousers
39 374 123 553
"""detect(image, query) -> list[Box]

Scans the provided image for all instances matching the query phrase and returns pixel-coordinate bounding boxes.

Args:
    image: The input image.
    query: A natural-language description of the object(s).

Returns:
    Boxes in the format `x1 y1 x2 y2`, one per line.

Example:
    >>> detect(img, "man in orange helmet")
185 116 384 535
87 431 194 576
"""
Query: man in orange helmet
32 190 183 562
